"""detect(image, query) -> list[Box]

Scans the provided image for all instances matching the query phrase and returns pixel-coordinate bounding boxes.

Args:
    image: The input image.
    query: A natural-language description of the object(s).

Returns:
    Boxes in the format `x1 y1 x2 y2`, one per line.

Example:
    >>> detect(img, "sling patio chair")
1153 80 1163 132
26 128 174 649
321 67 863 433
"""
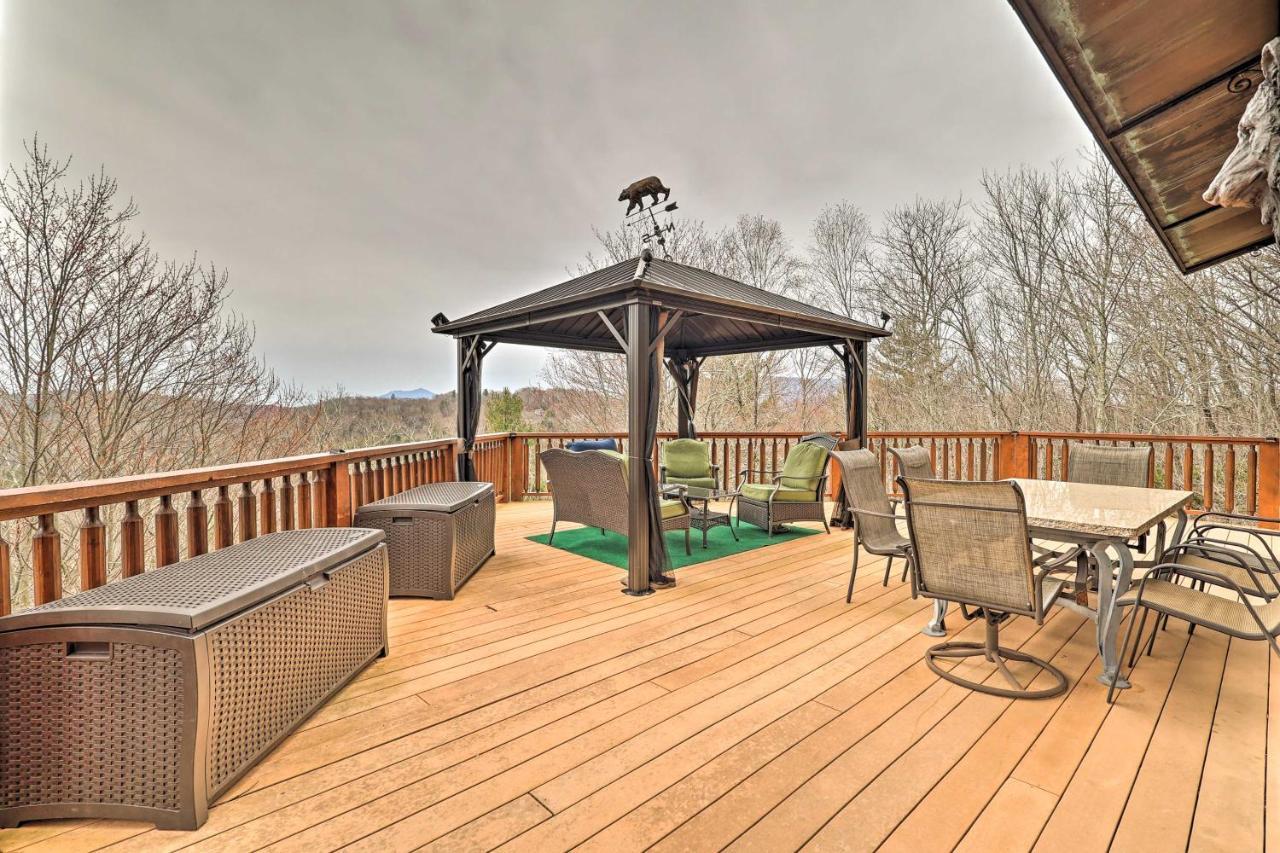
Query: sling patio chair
1110 550 1280 703
736 440 832 537
799 432 840 452
1059 443 1156 599
900 476 1077 699
888 445 935 482
660 438 720 490
832 449 911 602
1170 511 1280 602
539 448 692 557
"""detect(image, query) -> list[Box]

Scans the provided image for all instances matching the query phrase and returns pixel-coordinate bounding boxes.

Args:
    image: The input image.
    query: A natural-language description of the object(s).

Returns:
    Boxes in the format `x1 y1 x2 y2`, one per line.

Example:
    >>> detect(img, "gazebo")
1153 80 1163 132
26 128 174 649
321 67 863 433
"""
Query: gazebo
431 252 889 595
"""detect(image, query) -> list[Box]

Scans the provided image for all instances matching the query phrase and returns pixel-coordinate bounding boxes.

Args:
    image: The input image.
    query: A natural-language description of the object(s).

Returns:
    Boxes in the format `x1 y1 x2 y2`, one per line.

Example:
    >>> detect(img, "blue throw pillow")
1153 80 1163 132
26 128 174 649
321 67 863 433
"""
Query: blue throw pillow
565 438 619 452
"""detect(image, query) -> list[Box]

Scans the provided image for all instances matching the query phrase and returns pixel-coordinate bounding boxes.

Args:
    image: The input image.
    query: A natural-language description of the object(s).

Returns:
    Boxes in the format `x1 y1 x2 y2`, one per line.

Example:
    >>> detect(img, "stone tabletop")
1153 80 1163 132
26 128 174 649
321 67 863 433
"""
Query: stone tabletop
1011 478 1194 540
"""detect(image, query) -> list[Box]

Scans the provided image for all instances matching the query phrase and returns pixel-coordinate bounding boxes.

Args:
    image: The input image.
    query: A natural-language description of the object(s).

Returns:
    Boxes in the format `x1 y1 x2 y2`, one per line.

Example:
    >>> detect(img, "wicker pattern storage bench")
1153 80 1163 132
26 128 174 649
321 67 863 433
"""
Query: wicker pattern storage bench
355 481 495 599
0 528 387 831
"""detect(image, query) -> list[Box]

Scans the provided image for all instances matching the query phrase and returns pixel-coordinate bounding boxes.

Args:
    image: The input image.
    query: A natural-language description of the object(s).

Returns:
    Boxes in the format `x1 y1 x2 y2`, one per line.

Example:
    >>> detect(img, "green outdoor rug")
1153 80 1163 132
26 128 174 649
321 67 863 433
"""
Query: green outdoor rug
527 522 819 570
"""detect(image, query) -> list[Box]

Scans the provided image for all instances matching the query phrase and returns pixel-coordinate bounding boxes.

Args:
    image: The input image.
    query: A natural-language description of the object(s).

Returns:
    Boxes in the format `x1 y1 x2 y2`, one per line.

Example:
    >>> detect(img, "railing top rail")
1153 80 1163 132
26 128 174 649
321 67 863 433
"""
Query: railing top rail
0 438 461 521
1020 431 1278 445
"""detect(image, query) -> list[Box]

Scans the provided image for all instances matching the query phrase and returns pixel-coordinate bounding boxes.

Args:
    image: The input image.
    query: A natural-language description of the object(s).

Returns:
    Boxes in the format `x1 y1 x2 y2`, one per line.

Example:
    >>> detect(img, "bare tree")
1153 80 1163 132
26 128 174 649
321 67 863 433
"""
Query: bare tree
0 140 318 488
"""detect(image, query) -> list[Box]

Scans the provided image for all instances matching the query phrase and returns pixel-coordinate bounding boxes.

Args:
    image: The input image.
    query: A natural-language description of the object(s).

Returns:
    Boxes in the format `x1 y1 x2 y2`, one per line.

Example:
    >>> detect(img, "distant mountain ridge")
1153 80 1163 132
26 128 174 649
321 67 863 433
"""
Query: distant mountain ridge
379 387 437 399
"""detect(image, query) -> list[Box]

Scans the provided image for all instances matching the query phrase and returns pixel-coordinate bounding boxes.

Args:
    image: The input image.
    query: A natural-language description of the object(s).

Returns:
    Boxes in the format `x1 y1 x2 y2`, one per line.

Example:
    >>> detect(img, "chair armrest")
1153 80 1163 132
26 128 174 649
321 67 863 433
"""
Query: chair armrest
738 468 783 483
1161 541 1274 594
1195 511 1280 529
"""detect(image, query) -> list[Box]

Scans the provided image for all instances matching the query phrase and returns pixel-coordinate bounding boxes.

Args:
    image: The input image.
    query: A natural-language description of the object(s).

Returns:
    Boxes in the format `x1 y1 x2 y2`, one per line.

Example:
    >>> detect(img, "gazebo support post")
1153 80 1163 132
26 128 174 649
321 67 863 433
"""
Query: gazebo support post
846 338 869 448
456 335 491 481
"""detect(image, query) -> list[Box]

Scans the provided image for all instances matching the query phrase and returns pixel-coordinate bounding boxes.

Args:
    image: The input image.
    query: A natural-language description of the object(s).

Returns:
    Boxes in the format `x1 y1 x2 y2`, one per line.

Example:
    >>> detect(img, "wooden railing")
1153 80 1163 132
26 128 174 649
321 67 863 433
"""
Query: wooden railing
514 429 1280 519
0 438 462 615
1 428 1276 615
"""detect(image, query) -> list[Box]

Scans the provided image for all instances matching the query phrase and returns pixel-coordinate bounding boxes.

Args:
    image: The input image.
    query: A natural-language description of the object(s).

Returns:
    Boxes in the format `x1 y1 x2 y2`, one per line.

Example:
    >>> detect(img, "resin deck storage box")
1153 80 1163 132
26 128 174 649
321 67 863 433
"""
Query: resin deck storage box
355 481 495 599
0 528 388 831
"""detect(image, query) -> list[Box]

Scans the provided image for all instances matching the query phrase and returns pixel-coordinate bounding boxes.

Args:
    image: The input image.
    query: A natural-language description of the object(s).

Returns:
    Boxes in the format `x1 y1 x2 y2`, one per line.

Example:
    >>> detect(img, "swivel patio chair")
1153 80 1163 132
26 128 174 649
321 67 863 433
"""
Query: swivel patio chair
900 476 1076 699
1110 552 1280 703
540 448 691 555
832 449 911 602
660 438 720 490
737 440 832 536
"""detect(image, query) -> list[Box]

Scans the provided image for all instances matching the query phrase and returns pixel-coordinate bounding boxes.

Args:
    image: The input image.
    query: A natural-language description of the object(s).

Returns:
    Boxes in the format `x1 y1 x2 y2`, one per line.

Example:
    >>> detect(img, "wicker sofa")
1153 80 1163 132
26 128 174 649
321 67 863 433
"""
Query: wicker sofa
736 439 832 536
540 448 692 554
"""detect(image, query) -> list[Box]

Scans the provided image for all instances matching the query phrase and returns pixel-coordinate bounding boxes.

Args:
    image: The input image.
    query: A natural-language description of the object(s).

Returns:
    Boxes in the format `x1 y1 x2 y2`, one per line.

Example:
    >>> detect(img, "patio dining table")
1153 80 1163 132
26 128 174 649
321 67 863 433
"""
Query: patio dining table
924 478 1194 688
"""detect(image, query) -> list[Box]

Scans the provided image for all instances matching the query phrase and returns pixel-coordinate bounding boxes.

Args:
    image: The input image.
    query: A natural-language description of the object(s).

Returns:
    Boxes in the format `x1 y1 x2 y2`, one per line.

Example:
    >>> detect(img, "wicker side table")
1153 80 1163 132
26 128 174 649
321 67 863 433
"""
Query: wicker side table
355 481 495 599
0 528 388 831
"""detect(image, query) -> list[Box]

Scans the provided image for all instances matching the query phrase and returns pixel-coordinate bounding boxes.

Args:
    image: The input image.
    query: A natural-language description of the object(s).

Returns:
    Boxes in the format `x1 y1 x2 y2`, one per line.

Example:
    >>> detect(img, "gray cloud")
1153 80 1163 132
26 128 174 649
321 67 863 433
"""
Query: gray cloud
1 0 1091 395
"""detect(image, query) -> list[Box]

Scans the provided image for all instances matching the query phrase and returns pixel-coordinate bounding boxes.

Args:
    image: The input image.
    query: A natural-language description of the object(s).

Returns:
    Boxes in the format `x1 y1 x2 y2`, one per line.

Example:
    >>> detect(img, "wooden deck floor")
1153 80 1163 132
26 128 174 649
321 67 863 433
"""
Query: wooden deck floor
2 500 1275 852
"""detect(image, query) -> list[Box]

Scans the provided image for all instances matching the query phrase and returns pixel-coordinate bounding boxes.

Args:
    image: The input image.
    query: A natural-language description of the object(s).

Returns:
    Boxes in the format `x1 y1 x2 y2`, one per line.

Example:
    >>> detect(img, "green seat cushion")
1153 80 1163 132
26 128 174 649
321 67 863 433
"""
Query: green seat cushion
663 439 712 479
740 483 819 502
779 442 828 491
667 475 718 490
660 498 688 519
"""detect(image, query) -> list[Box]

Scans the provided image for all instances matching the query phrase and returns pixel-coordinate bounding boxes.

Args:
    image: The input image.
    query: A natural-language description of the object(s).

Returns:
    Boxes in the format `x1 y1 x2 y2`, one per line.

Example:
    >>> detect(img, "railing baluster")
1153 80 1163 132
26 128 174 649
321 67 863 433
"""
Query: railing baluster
122 500 145 575
238 482 257 542
279 475 296 531
212 487 234 549
297 473 313 529
1225 446 1237 513
314 468 331 526
79 507 107 591
259 477 277 535
0 531 10 616
32 514 61 604
1248 445 1260 515
155 494 180 568
187 490 208 556
1183 444 1194 492
1044 440 1055 481
1203 445 1215 510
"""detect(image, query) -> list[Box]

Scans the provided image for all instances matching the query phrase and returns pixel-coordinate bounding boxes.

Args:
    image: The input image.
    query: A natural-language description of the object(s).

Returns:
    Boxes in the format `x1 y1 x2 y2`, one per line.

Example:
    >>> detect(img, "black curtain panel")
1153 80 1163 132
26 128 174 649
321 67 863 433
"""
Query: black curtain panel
644 308 672 581
666 355 701 440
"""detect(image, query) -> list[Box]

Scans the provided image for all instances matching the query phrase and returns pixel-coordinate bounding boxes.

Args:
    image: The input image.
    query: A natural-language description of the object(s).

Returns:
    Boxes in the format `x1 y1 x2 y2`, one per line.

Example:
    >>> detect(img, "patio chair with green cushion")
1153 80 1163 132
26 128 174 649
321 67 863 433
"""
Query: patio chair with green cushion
539 447 691 555
660 439 720 490
736 440 831 536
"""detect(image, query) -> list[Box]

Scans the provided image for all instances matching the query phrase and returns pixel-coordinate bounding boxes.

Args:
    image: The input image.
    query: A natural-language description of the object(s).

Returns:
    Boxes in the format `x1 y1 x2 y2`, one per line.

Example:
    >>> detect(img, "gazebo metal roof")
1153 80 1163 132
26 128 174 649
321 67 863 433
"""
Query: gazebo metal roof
1010 0 1278 273
431 256 888 356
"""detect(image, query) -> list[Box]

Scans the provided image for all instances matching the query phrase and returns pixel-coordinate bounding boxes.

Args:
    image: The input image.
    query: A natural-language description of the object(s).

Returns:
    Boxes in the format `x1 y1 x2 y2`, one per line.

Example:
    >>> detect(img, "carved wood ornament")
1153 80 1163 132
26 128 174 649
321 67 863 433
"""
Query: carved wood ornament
1205 38 1280 241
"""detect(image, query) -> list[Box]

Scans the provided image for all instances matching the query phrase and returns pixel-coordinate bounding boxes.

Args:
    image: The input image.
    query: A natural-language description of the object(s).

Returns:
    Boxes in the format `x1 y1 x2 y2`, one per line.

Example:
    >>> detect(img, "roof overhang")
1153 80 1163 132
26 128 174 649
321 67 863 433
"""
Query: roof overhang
1010 0 1279 273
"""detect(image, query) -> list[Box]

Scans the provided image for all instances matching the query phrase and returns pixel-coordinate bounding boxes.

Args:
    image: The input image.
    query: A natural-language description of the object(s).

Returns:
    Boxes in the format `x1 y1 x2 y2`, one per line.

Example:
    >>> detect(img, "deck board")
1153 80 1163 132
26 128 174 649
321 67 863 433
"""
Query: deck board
2 499 1275 852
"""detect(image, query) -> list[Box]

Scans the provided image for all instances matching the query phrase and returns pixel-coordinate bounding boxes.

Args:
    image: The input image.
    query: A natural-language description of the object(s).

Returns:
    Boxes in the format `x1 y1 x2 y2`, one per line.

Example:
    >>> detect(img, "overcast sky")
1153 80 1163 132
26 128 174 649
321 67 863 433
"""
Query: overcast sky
0 1 1091 396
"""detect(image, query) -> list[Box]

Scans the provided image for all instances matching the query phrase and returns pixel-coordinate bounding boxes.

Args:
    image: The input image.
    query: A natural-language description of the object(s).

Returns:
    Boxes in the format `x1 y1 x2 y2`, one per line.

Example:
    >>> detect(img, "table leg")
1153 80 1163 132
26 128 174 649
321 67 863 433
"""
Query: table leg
1092 539 1136 688
924 600 947 637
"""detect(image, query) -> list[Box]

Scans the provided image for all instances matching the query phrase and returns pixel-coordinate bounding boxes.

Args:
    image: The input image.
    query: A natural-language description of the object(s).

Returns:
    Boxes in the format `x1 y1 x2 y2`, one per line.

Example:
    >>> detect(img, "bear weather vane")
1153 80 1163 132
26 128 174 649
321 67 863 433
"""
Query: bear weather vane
619 175 678 259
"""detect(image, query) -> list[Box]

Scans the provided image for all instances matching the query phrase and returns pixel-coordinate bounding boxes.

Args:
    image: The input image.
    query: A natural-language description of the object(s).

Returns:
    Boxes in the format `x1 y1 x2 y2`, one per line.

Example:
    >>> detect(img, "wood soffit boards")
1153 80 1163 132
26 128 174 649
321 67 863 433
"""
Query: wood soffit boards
1010 0 1279 272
